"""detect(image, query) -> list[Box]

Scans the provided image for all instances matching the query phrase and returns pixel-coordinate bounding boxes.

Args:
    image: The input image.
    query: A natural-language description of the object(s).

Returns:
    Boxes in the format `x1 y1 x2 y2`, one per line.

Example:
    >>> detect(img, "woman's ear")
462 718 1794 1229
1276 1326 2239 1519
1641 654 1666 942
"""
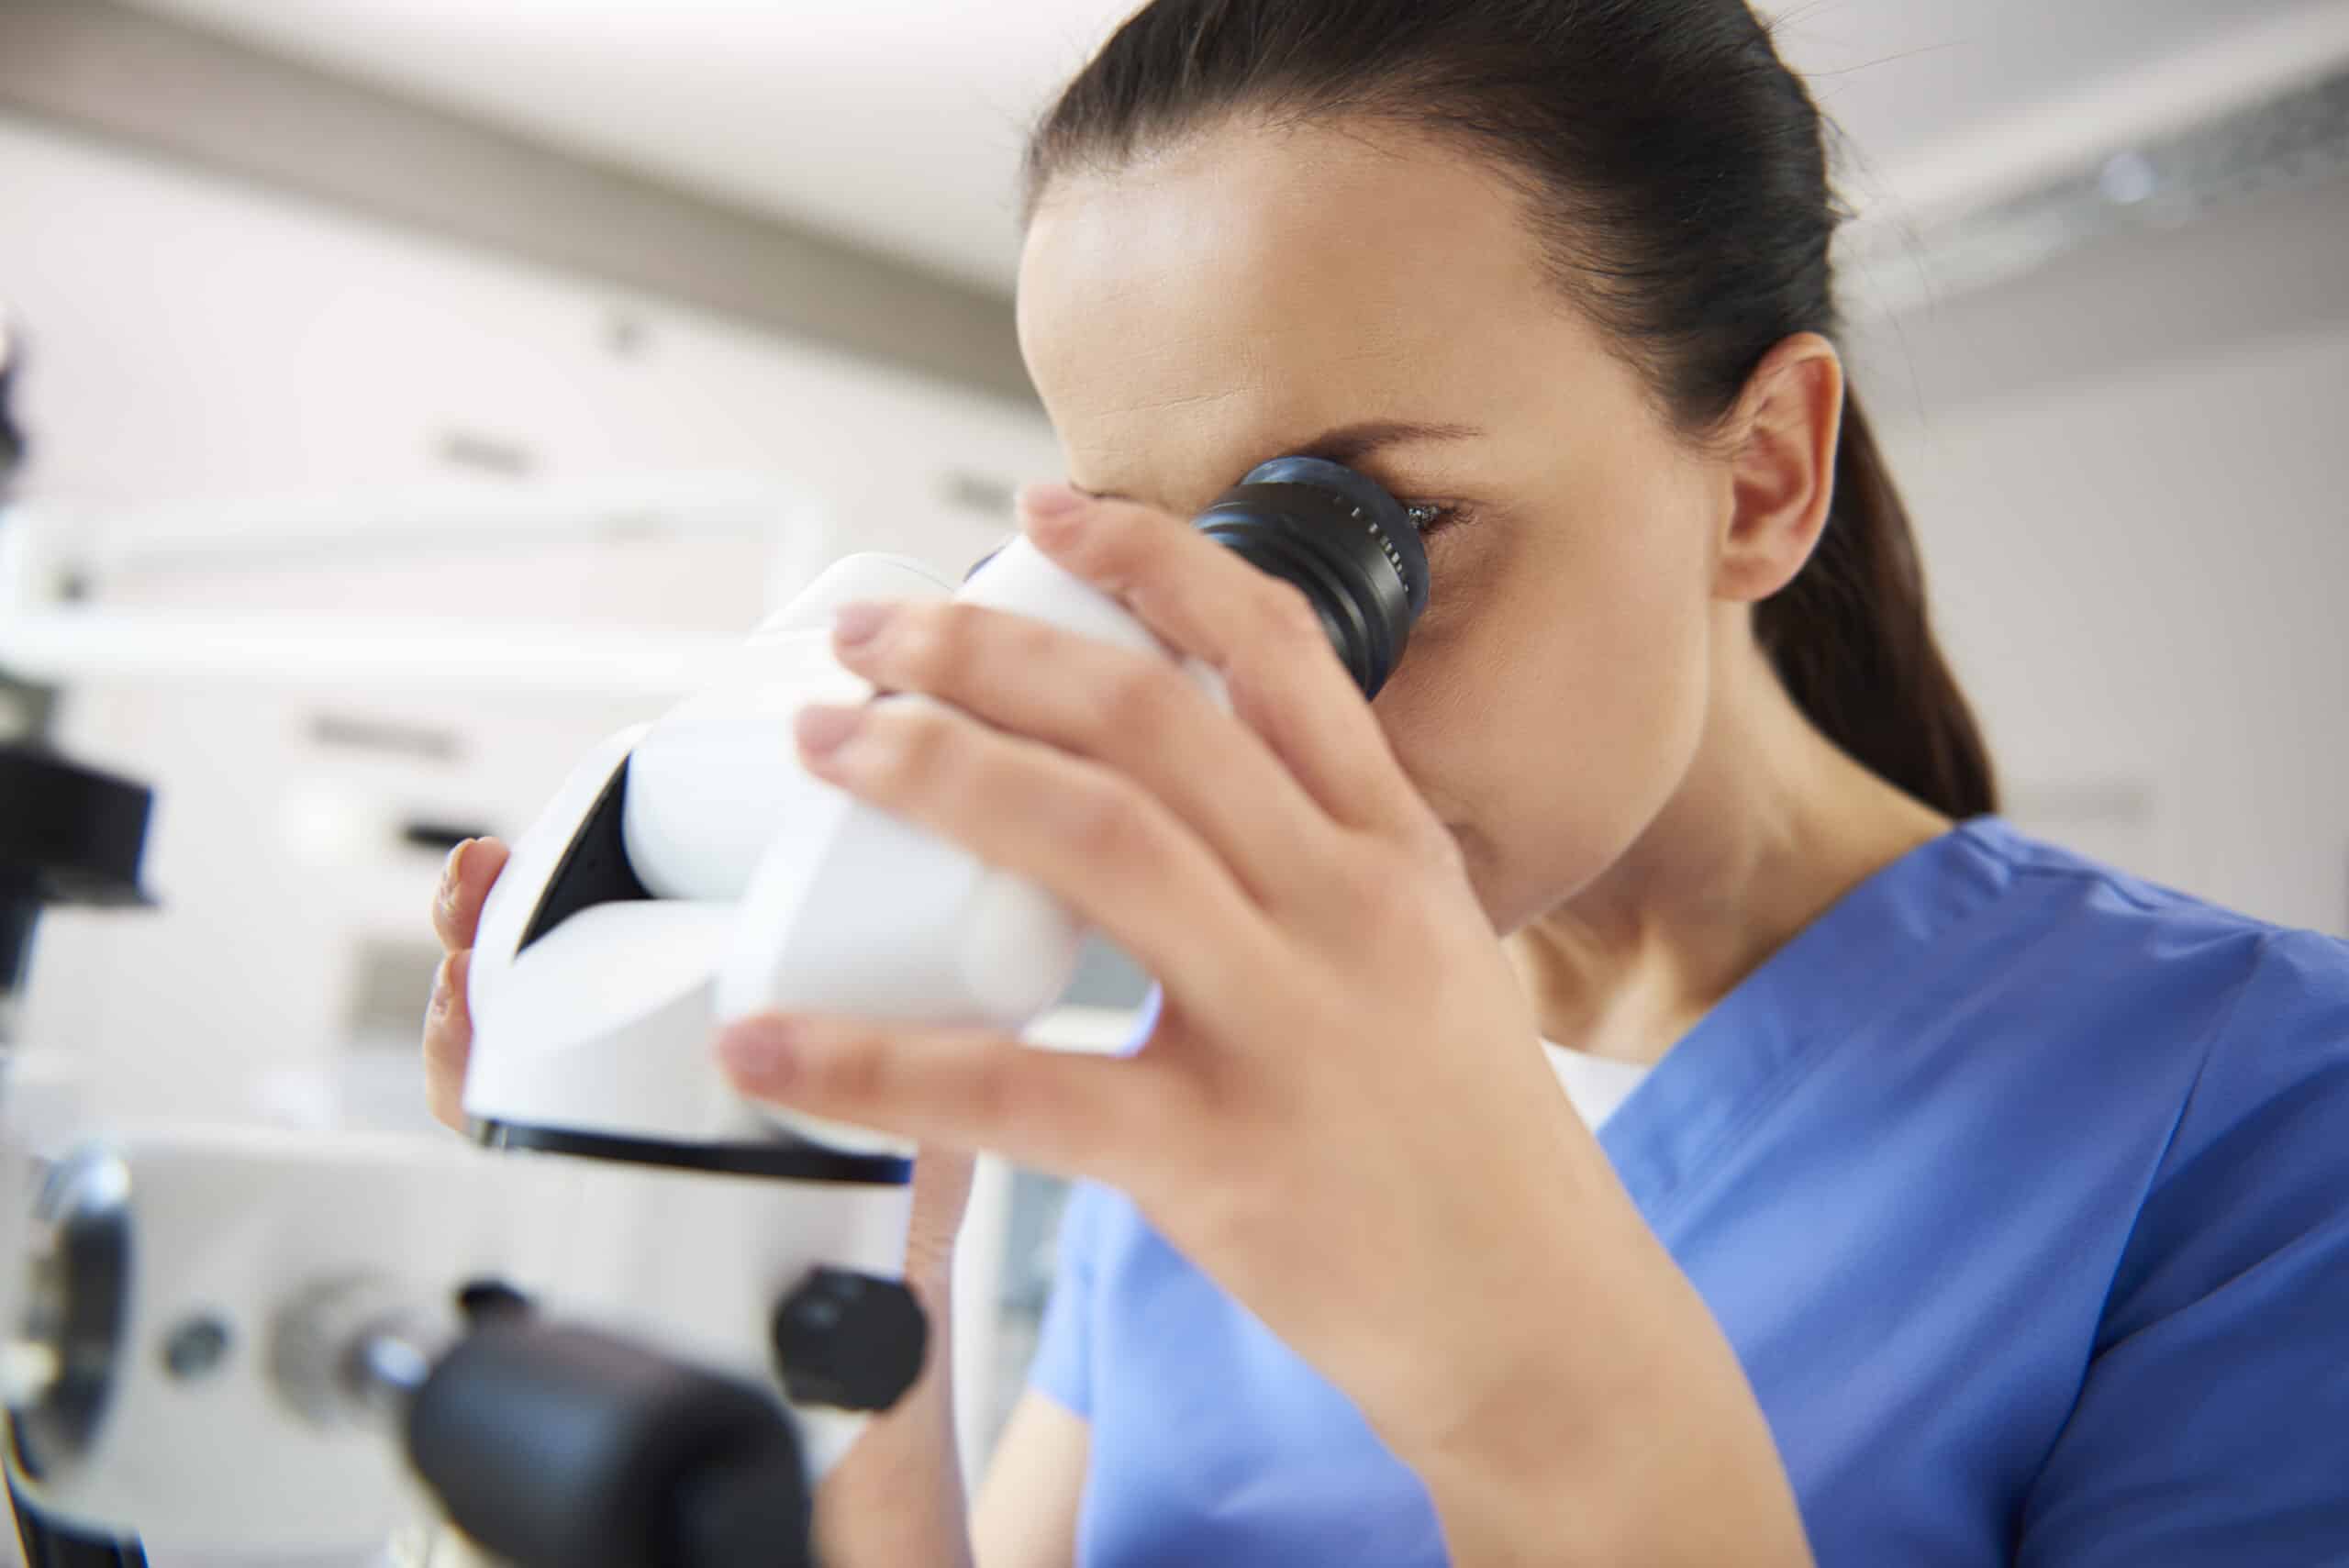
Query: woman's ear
1713 332 1843 604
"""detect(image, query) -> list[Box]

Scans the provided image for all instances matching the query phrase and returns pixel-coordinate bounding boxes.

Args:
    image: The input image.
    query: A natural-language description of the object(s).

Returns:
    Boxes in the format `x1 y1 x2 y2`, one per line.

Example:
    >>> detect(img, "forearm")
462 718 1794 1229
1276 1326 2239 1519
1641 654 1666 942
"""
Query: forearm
811 1266 975 1568
1416 1344 1810 1568
1404 1212 1810 1566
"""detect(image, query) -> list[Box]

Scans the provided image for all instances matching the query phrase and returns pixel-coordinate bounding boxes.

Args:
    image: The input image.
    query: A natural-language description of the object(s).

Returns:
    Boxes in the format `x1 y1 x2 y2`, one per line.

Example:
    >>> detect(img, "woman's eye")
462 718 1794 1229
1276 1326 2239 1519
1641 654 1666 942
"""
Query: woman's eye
1403 502 1470 536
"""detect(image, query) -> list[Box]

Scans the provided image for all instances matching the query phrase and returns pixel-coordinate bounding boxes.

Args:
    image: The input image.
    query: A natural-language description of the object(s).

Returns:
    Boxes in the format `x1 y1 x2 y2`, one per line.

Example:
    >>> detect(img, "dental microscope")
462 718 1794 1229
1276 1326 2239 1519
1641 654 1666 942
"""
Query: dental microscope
1 445 1430 1567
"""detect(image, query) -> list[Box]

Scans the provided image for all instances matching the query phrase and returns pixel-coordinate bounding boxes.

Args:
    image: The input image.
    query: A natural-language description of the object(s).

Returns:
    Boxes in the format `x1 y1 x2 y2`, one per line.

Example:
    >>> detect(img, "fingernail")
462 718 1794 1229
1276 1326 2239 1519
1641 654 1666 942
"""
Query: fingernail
796 703 864 759
831 600 893 650
1019 481 1086 522
720 1017 800 1087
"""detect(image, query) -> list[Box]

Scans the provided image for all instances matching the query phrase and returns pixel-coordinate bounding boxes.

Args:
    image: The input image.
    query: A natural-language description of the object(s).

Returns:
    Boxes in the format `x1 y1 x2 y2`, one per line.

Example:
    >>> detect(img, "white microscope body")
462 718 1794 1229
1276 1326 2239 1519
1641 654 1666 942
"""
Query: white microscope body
463 534 1175 1154
454 534 1188 1471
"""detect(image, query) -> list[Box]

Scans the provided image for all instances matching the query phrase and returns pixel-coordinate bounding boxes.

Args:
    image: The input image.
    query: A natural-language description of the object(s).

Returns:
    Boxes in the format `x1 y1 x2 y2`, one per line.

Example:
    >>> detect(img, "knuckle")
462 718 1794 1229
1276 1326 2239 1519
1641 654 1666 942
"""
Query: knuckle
1058 497 1142 569
960 1051 1022 1130
429 890 462 948
421 995 472 1103
422 1031 470 1107
1101 653 1186 732
423 952 471 1031
1065 779 1152 864
1336 845 1437 929
424 951 456 1016
1413 819 1469 881
1257 581 1323 650
804 1031 888 1105
894 603 969 688
1005 611 1065 670
869 700 958 788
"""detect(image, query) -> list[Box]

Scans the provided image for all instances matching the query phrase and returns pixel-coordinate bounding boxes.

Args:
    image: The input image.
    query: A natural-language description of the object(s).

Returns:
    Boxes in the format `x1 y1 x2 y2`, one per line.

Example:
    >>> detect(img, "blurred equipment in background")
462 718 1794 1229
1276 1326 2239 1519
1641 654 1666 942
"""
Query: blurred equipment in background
0 749 153 1030
0 312 26 483
0 753 157 1568
0 303 49 761
1844 63 2349 317
0 298 158 1568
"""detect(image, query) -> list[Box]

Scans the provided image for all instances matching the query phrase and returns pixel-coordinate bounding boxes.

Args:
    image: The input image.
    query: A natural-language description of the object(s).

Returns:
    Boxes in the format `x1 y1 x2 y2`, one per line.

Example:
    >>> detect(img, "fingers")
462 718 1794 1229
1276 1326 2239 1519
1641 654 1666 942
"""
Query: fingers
1019 484 1432 838
718 1011 1174 1183
795 695 1270 1010
425 841 503 1131
422 946 473 1131
828 598 1330 907
431 838 510 952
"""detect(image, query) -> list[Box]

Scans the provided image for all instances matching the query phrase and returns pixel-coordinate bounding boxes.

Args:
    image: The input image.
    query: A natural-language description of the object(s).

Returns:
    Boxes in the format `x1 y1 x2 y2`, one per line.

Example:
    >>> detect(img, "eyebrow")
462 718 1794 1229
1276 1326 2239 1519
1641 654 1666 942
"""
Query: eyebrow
1283 419 1484 467
1082 419 1484 506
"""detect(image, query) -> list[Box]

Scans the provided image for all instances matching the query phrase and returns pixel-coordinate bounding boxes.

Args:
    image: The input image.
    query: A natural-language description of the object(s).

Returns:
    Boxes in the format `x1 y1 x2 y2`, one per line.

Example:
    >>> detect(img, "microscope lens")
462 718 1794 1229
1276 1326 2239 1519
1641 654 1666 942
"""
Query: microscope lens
1190 456 1431 698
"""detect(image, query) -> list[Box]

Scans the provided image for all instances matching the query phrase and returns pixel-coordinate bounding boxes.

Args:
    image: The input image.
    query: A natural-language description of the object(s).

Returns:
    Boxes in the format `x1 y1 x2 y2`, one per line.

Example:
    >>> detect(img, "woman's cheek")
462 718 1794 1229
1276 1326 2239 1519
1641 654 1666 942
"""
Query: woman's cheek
1418 519 1711 923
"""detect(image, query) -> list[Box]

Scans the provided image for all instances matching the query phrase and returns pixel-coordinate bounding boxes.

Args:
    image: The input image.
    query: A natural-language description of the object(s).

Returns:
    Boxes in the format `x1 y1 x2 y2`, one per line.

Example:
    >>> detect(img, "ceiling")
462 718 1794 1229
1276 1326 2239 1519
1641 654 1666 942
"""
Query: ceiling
125 0 2349 295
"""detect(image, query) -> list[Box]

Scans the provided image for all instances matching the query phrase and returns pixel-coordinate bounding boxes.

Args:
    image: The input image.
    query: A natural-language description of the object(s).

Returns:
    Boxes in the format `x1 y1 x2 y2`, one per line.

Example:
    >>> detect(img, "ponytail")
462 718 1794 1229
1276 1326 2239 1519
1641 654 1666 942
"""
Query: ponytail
1756 390 1998 818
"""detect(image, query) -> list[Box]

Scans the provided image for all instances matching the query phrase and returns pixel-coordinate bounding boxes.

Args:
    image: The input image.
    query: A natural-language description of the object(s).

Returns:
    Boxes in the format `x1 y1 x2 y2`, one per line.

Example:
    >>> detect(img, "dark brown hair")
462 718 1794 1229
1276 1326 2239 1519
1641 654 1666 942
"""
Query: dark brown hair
1023 0 1998 818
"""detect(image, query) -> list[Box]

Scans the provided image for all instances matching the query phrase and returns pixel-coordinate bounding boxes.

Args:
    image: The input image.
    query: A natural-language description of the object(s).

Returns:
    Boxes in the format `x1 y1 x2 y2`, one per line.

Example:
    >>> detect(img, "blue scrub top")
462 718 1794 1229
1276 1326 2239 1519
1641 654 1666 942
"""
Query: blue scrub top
1028 818 2349 1565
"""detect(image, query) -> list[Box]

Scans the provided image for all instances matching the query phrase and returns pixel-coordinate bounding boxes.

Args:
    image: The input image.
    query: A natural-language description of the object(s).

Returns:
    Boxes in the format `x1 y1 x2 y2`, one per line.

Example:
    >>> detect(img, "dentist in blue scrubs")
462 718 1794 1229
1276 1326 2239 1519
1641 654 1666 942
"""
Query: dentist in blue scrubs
429 1 2349 1562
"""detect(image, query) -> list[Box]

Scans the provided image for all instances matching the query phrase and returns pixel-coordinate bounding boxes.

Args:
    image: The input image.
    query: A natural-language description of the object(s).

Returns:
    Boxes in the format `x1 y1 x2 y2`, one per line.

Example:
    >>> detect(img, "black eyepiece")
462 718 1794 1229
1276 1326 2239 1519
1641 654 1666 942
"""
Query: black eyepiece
1192 455 1429 698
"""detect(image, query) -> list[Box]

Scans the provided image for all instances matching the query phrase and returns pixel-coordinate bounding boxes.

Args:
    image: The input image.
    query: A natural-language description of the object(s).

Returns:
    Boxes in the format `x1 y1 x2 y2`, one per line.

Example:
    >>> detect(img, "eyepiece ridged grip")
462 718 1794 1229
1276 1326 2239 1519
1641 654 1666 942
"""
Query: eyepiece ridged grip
1192 455 1429 697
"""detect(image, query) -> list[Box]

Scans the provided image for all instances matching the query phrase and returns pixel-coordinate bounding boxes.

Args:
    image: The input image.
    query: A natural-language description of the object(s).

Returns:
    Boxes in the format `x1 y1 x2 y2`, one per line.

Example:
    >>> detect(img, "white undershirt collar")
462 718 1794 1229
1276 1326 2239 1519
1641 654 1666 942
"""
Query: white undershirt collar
1541 1040 1653 1130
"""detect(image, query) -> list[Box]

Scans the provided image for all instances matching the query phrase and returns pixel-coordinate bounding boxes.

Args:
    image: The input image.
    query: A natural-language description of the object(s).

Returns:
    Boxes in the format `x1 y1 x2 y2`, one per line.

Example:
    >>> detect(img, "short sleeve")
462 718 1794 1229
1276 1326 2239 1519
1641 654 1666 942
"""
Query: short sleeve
2017 930 2349 1563
1028 1179 1114 1418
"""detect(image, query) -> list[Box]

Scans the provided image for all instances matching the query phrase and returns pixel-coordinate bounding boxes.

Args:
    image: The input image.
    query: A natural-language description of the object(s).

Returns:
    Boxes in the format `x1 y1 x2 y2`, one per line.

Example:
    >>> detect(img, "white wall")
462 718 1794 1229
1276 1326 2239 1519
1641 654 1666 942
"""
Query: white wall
1854 176 2349 936
0 113 1050 546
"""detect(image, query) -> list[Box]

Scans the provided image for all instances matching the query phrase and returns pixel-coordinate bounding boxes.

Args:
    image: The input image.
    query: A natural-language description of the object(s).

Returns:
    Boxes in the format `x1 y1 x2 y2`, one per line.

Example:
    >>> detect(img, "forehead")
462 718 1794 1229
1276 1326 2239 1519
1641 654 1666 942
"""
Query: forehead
1016 117 1584 500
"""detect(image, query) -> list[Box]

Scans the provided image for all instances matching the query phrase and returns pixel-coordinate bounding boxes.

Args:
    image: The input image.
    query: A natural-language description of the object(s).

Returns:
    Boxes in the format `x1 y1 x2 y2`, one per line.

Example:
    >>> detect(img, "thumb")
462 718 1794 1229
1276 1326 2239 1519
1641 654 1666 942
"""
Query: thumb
718 1013 1166 1186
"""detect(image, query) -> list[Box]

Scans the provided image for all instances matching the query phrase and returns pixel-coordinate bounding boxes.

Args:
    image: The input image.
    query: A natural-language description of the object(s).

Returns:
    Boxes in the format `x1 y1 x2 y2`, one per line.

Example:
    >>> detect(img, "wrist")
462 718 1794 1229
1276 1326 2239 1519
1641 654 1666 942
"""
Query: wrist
902 1241 957 1295
813 1267 974 1568
1388 1231 1809 1566
1411 1362 1809 1568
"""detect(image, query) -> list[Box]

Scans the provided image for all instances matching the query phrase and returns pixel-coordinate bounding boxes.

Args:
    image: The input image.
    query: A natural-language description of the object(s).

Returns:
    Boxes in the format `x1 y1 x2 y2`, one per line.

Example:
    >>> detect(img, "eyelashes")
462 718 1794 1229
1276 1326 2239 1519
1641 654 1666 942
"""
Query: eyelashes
1403 501 1475 538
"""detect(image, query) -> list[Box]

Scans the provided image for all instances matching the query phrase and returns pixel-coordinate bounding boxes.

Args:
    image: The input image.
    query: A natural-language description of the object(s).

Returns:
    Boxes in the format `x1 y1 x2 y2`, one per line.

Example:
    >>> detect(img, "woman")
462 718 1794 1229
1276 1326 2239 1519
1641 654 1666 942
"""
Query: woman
423 1 2349 1562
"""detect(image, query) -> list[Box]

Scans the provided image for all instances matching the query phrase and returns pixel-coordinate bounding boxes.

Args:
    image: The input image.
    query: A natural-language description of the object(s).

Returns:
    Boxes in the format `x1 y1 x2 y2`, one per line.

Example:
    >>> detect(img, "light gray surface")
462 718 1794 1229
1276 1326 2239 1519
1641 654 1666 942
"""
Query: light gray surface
1845 161 2349 417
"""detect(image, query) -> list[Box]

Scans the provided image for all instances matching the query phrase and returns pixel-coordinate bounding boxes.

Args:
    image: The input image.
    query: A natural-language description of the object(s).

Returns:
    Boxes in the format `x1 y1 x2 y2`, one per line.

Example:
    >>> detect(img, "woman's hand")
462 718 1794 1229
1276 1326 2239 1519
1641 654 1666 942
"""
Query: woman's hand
423 836 512 1133
715 484 1809 1562
419 838 979 1276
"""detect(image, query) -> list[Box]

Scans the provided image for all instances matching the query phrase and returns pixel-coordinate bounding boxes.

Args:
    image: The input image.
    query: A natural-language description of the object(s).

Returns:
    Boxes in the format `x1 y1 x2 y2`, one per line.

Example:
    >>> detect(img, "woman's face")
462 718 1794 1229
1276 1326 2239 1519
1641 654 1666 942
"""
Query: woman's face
1018 118 1730 933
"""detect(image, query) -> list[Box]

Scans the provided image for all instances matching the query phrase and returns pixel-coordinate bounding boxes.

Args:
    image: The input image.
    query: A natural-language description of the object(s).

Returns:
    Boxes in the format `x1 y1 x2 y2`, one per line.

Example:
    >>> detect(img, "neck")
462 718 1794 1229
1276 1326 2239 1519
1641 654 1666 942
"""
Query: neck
1508 635 1950 1065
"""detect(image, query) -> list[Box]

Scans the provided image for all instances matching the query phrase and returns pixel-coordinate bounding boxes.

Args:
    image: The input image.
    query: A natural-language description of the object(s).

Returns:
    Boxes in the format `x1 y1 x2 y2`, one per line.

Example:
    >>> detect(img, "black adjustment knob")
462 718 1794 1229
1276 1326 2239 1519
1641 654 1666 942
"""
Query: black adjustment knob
405 1320 811 1568
770 1268 929 1414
